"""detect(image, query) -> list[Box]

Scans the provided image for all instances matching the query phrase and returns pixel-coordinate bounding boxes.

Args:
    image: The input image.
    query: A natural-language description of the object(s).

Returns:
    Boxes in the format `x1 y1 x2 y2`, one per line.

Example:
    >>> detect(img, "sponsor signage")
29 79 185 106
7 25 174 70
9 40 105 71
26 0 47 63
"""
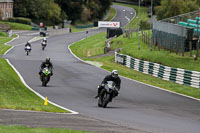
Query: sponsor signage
98 21 120 28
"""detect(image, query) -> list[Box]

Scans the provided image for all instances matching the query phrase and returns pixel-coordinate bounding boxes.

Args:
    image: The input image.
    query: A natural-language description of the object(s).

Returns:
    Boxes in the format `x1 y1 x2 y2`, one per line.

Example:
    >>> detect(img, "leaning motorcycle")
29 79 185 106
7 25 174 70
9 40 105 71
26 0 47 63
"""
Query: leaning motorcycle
25 46 31 55
41 41 46 50
40 67 52 86
98 81 118 108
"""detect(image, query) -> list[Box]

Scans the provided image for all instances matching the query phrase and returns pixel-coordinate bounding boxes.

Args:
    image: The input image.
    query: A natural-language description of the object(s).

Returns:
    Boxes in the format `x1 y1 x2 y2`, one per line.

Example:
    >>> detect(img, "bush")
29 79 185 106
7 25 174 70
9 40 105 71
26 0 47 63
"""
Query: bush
0 31 8 37
139 20 150 30
7 17 31 25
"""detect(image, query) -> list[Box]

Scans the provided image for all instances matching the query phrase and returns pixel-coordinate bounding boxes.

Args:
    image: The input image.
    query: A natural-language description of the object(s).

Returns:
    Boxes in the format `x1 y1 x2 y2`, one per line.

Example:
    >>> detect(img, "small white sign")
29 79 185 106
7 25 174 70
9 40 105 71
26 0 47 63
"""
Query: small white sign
98 21 120 28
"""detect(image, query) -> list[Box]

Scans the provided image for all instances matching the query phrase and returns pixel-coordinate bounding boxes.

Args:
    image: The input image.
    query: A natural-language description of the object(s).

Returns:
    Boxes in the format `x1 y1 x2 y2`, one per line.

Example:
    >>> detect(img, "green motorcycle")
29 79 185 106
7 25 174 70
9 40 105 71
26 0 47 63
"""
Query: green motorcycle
40 67 52 86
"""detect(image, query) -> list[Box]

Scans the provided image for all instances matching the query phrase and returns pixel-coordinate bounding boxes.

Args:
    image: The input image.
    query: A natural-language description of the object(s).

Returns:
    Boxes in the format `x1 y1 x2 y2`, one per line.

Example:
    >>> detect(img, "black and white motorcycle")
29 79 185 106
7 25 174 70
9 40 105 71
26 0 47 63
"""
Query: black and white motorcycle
97 81 119 108
25 46 31 55
41 41 47 50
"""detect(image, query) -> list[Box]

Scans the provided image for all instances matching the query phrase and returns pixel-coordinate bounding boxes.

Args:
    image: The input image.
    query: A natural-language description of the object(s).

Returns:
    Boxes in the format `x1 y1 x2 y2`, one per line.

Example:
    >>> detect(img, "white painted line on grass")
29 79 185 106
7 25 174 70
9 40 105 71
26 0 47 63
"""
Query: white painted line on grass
3 35 79 114
2 108 75 115
6 59 79 114
68 40 200 102
4 46 14 55
4 34 19 55
5 34 19 45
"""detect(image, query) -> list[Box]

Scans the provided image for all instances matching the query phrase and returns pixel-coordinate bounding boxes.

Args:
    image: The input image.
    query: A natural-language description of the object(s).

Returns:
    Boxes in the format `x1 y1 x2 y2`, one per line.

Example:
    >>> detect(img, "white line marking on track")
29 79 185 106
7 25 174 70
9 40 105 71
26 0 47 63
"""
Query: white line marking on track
3 35 79 114
1 109 75 115
6 59 79 114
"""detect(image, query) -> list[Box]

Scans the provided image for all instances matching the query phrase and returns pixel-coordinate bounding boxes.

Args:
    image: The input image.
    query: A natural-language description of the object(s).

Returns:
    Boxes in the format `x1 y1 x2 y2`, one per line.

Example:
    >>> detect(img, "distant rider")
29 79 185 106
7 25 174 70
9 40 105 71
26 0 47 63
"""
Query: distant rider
95 70 121 98
39 57 53 76
41 38 47 45
25 41 32 50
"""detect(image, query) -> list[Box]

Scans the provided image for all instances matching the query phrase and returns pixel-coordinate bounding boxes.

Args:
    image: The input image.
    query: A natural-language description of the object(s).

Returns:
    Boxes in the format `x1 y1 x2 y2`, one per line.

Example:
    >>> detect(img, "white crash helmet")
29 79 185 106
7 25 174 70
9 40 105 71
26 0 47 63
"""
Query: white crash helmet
111 70 118 78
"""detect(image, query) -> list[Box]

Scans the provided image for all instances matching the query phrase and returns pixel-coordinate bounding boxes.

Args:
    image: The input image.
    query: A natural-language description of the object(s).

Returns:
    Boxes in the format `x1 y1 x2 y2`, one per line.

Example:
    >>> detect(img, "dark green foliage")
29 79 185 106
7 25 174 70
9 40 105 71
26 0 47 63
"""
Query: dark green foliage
156 0 199 20
13 0 63 25
7 17 31 25
139 20 150 30
55 0 112 24
13 0 112 25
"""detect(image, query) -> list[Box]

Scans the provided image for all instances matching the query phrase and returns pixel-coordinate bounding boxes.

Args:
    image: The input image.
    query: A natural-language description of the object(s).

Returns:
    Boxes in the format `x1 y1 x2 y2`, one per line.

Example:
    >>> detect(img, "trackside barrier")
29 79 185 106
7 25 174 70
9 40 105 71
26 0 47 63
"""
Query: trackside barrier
115 52 200 88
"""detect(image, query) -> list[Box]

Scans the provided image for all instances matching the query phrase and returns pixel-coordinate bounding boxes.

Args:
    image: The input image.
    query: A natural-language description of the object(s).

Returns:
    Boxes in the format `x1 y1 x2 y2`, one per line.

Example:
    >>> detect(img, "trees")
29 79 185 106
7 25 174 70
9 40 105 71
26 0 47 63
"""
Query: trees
55 0 112 24
13 0 63 25
13 0 112 25
55 0 83 23
156 0 199 20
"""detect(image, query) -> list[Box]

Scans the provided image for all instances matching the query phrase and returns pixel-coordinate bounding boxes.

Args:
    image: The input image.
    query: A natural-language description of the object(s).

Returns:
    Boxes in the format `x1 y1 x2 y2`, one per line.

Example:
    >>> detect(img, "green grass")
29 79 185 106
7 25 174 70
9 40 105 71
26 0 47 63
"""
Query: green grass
0 125 93 133
104 7 117 21
70 25 86 33
69 31 200 99
0 58 69 112
0 34 17 54
71 6 117 33
113 2 149 29
0 31 8 37
70 32 106 57
0 21 32 30
112 32 200 72
0 36 69 113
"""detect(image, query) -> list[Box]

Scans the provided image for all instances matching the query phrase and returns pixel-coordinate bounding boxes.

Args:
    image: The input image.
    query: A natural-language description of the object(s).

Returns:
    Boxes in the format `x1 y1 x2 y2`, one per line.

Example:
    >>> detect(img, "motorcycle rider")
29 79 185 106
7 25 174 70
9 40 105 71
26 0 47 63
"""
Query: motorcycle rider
41 38 47 47
95 70 121 99
24 41 32 51
39 57 53 76
41 37 47 45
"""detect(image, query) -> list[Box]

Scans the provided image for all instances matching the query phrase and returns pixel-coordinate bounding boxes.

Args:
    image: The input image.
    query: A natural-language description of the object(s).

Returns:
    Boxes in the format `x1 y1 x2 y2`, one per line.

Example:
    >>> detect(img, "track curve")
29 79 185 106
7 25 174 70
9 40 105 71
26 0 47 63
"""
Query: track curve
3 5 200 133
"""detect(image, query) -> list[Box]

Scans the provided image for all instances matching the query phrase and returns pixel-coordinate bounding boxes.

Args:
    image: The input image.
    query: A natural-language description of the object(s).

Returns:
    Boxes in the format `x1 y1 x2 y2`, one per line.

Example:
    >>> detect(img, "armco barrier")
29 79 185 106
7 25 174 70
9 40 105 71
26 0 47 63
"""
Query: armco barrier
115 52 200 88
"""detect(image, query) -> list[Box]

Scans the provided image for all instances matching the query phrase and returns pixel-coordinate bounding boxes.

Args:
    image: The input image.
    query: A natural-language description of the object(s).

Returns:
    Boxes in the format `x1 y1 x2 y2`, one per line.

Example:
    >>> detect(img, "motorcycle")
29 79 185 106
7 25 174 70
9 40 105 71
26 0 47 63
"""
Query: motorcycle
40 67 52 86
41 41 47 50
98 81 118 108
25 46 31 55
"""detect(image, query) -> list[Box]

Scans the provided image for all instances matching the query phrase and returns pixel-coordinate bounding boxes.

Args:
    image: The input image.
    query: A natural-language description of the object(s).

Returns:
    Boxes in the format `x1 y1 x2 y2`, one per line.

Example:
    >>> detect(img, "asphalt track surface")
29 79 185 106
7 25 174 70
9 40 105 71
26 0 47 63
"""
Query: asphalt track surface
2 5 200 133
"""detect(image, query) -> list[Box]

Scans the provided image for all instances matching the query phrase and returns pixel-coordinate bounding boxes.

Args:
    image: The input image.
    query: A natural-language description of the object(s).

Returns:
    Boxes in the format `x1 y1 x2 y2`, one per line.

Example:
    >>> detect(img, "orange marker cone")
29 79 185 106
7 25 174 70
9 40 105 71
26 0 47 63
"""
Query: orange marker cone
44 97 48 105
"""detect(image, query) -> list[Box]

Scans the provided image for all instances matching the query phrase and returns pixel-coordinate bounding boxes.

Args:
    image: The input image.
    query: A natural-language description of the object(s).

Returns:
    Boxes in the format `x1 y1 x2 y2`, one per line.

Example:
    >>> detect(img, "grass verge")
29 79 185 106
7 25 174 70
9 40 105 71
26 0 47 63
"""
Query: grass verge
0 58 69 112
0 21 32 30
104 7 117 21
69 32 200 99
0 35 69 113
0 125 92 133
113 2 149 29
71 6 116 33
0 34 17 54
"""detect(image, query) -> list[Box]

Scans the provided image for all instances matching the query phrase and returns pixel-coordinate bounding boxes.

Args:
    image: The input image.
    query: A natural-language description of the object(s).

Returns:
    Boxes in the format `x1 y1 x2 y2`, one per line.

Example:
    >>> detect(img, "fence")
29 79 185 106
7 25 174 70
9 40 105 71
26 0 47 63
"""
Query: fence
152 21 188 52
115 52 200 88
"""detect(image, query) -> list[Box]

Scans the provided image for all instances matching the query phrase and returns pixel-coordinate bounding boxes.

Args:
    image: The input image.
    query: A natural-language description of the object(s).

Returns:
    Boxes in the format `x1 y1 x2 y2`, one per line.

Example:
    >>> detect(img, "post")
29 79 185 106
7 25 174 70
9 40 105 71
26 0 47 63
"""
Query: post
142 30 144 41
196 39 199 59
150 37 152 51
189 40 192 57
182 39 184 56
170 40 172 53
176 40 178 55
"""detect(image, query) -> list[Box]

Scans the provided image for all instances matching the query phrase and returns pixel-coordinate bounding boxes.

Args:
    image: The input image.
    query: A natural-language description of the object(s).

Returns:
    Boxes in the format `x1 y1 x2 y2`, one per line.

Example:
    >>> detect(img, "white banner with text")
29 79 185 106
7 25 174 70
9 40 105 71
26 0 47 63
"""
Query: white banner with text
98 21 120 28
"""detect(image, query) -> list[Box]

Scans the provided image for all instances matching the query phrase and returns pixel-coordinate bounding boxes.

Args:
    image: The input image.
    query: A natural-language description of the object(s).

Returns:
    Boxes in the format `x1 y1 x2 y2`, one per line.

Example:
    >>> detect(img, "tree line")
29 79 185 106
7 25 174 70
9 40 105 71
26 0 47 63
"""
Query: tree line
13 0 112 25
129 0 200 20
156 0 200 20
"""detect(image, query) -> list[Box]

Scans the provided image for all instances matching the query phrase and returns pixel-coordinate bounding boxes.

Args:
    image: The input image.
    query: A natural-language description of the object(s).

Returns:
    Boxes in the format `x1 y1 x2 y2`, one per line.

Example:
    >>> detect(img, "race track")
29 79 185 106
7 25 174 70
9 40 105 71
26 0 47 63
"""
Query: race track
3 5 200 133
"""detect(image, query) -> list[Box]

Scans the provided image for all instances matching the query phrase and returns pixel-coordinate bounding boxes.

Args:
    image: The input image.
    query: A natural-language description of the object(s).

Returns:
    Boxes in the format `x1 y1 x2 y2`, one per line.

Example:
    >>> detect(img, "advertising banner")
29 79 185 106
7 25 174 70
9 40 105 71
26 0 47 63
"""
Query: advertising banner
98 21 120 28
